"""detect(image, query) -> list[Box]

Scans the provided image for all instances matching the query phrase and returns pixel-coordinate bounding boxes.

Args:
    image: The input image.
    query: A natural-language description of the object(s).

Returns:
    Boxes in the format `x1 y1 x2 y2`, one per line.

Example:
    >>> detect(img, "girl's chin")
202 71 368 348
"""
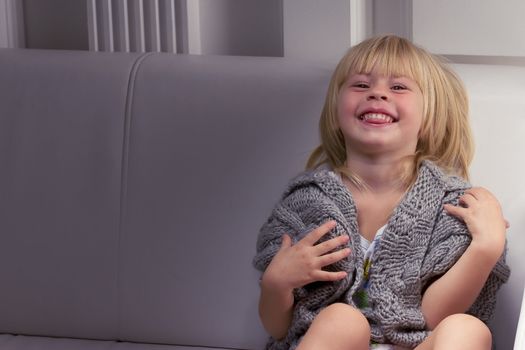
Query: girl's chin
347 141 416 157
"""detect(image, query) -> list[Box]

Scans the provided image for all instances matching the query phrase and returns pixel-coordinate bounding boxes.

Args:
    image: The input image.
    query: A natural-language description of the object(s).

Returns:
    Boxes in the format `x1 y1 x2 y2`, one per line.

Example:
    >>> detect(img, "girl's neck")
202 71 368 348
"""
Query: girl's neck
344 155 412 194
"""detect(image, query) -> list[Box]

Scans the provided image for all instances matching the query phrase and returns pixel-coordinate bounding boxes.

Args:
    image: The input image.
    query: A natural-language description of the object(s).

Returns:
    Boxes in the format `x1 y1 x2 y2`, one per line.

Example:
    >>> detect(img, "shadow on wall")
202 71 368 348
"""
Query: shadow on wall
22 0 88 50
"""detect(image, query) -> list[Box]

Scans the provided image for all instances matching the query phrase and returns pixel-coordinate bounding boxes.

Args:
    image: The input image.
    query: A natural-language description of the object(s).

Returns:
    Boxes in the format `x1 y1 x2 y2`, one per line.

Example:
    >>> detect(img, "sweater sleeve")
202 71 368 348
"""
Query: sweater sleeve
420 191 511 323
253 186 319 273
252 180 355 350
253 183 351 272
420 207 471 287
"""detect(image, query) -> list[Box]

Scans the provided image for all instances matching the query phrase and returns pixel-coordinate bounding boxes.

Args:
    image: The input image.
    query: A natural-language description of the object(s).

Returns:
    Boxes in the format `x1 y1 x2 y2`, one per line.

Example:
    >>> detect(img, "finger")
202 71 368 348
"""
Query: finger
464 187 480 200
458 193 477 208
443 203 468 220
312 270 348 282
302 220 337 246
317 248 351 267
280 234 292 249
465 187 494 201
314 234 349 255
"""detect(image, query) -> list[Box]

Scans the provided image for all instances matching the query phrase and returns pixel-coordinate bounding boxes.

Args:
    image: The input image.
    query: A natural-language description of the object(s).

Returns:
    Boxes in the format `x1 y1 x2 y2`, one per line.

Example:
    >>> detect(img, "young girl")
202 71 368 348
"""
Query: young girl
253 35 510 350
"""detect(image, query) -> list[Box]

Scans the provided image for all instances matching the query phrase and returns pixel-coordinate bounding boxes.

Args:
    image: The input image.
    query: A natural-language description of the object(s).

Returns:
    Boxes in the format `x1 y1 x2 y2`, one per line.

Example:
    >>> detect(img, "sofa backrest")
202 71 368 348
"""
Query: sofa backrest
116 53 332 348
0 49 141 340
0 48 332 349
0 49 524 350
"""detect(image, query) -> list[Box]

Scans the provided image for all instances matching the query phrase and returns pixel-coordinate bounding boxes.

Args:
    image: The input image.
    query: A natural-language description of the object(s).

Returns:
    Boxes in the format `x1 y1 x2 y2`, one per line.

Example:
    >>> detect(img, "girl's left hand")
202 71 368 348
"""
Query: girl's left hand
444 187 508 262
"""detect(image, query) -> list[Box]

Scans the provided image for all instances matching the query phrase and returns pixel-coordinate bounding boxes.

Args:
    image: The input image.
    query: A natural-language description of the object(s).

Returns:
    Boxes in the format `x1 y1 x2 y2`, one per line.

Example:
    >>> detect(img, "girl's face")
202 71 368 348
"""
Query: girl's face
337 68 424 160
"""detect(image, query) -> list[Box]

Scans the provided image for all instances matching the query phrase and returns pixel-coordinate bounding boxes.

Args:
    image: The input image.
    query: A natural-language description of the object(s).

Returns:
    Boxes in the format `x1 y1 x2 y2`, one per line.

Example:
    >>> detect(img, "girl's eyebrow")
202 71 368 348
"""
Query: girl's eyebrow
391 75 419 83
389 75 417 85
348 73 416 85
348 73 370 80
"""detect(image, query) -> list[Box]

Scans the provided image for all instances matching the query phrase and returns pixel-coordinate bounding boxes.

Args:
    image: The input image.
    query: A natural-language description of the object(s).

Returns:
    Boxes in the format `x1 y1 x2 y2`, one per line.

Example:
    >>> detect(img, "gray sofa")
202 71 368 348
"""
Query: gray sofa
0 48 524 350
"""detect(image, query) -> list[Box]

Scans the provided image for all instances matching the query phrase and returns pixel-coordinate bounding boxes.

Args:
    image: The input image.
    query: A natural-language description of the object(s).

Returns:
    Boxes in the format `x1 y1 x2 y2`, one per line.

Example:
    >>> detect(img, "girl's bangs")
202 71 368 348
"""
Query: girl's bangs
346 38 425 88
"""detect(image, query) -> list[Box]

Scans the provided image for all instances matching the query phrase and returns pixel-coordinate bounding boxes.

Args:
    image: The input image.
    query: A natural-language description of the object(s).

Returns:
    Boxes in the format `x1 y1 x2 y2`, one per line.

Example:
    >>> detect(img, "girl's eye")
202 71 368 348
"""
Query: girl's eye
391 84 407 91
353 83 369 89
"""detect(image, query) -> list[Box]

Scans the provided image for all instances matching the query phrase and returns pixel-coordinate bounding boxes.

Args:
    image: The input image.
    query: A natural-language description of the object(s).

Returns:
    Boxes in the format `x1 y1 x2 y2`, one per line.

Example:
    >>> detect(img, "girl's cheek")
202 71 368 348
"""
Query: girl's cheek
336 104 351 121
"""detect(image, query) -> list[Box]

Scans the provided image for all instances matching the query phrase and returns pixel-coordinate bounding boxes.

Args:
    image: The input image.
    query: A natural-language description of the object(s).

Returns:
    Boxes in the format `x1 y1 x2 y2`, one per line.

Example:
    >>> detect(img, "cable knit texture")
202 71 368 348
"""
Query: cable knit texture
253 161 510 349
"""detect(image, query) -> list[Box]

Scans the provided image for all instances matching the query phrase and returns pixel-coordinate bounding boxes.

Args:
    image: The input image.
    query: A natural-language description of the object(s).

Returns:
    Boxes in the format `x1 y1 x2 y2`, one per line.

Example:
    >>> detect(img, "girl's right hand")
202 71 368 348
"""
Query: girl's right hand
261 220 351 293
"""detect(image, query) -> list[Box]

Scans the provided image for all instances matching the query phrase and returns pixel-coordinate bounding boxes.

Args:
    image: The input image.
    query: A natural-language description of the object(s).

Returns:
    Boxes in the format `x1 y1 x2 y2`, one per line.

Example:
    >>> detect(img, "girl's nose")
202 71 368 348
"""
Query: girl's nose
367 91 388 101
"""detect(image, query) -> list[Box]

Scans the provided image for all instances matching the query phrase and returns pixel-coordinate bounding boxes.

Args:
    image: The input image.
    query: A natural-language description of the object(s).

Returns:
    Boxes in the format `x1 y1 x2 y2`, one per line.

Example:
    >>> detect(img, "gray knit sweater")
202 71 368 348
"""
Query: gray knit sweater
253 161 510 349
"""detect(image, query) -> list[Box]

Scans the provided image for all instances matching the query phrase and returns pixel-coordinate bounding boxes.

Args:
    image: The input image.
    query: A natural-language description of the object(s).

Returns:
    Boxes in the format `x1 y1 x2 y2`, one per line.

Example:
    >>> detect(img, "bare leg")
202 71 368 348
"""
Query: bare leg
297 303 370 350
415 314 492 350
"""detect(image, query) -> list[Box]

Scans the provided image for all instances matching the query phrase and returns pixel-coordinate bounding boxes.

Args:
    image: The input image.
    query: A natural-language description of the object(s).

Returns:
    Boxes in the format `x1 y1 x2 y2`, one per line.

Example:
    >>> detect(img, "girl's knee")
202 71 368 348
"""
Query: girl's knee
435 313 492 347
318 303 370 330
440 314 490 334
312 303 370 344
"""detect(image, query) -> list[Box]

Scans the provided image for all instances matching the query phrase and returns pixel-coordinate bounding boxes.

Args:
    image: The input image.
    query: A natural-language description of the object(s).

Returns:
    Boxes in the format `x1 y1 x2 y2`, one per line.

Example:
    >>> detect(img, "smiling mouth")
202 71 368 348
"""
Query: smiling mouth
358 113 397 124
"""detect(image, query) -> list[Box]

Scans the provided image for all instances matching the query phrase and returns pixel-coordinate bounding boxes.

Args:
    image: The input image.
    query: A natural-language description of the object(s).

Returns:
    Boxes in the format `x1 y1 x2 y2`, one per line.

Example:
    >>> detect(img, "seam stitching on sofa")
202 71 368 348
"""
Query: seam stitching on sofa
117 51 156 342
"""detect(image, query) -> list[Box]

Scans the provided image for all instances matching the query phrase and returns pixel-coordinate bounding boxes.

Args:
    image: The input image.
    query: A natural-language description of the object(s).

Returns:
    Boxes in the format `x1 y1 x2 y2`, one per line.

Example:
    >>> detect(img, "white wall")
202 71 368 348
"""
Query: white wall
198 0 282 57
0 0 24 48
413 0 525 57
0 0 8 47
373 0 411 39
282 0 352 64
3 1 525 61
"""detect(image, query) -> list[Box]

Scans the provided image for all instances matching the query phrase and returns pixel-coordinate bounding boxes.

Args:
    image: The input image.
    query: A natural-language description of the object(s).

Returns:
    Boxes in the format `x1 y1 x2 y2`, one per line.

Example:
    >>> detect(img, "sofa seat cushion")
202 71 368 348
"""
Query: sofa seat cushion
0 334 223 350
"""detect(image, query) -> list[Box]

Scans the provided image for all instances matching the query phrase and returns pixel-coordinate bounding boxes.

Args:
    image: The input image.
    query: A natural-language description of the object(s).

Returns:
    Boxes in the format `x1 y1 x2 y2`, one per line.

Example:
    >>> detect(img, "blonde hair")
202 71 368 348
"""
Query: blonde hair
306 35 474 186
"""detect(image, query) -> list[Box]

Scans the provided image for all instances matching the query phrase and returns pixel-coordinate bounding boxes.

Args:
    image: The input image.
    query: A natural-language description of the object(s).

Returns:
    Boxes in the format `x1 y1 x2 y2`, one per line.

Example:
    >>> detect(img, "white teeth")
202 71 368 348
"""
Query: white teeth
360 113 394 123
